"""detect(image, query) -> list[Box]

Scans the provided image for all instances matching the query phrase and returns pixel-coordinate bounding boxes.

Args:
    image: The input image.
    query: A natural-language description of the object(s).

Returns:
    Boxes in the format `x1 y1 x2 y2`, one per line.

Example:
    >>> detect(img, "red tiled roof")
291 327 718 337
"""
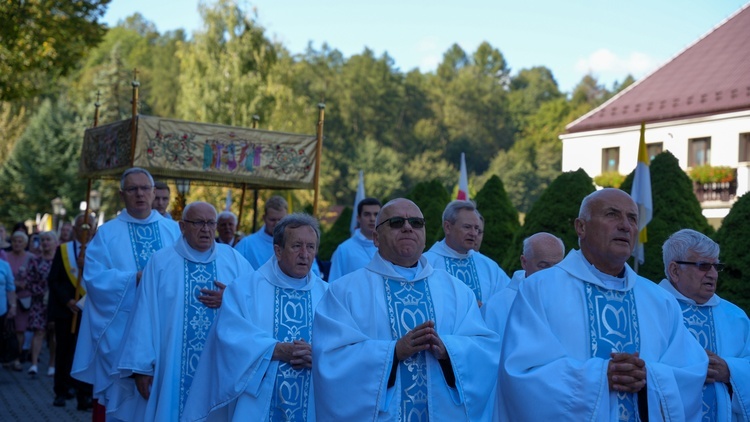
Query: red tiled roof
566 4 750 133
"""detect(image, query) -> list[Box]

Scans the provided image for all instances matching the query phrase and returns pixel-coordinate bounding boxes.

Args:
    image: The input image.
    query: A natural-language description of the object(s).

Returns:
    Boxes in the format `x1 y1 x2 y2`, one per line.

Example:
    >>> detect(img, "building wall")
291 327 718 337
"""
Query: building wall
561 110 750 176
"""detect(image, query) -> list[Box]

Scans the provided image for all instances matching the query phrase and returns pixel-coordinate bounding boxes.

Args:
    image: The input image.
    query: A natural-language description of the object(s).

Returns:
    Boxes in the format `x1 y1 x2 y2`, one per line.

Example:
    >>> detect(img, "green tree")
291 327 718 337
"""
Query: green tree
474 175 520 265
406 180 450 249
176 0 277 127
501 169 595 273
318 206 353 261
713 192 750 313
0 0 110 100
0 98 89 224
619 151 713 282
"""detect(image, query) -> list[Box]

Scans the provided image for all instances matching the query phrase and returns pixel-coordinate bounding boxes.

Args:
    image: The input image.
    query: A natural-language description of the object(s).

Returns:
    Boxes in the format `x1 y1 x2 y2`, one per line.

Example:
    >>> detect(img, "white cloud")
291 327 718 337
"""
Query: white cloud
415 37 441 71
575 48 658 78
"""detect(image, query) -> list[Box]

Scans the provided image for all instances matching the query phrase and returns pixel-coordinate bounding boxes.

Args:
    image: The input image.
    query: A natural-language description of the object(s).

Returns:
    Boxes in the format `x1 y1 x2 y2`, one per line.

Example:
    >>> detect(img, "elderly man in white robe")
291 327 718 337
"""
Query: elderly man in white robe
424 200 510 307
235 195 321 277
313 198 500 421
501 188 708 421
659 229 750 421
183 213 327 421
72 167 181 420
328 197 381 281
115 201 253 421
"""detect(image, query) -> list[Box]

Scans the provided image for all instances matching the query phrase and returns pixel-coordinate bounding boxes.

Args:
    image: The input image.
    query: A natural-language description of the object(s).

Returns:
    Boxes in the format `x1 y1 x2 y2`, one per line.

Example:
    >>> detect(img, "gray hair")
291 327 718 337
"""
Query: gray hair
120 167 155 190
11 230 28 242
523 232 564 258
662 229 720 279
265 195 288 213
217 211 238 225
39 231 58 243
442 200 479 224
182 201 218 221
273 213 320 248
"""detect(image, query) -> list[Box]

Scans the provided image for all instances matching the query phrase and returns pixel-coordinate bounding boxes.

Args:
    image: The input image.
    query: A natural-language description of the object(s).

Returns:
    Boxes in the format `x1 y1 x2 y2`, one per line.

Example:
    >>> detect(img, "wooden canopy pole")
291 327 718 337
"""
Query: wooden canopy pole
129 68 140 164
251 114 260 233
312 103 325 217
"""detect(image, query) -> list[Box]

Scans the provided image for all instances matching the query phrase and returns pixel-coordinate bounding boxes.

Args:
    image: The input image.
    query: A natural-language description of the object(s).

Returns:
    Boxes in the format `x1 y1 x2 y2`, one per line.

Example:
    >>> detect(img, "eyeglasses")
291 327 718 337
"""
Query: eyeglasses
675 261 725 272
121 185 153 194
375 216 426 230
183 220 218 230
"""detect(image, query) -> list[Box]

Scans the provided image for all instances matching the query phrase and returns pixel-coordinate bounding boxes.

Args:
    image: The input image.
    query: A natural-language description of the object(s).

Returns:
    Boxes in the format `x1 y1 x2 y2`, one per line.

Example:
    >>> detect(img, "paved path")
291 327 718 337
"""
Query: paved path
0 347 89 422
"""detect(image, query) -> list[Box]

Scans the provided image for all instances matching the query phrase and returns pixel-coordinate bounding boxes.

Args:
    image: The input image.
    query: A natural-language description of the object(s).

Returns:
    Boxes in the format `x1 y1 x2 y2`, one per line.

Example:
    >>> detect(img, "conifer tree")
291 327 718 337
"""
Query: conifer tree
713 192 750 313
501 169 595 274
619 151 713 283
0 98 89 224
406 180 450 249
474 175 520 265
318 206 353 261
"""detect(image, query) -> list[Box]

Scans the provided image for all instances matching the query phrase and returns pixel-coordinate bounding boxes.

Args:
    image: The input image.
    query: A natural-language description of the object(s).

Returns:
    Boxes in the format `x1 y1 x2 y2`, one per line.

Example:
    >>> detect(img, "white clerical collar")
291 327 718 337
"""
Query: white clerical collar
659 278 721 307
353 228 374 244
434 239 471 259
579 252 627 290
389 261 424 281
269 256 312 290
118 209 162 224
174 236 216 264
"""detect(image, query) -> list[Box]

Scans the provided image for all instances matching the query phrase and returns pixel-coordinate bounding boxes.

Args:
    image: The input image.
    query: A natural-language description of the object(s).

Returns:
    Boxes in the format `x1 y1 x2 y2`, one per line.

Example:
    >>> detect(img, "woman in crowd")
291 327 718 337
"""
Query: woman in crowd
26 231 57 376
5 230 37 372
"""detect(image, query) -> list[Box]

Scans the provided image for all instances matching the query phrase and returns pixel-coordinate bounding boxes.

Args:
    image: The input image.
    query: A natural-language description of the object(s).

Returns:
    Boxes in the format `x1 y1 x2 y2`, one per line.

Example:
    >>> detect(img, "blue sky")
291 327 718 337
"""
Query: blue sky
103 0 747 93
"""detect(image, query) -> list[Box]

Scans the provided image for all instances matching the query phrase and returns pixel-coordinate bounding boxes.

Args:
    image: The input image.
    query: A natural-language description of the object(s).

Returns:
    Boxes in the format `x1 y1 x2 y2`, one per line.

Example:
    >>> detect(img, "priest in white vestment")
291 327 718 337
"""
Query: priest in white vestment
424 200 510 306
235 195 321 276
659 229 750 422
72 168 181 420
115 202 253 421
183 213 327 421
313 198 500 421
501 188 708 421
328 197 381 281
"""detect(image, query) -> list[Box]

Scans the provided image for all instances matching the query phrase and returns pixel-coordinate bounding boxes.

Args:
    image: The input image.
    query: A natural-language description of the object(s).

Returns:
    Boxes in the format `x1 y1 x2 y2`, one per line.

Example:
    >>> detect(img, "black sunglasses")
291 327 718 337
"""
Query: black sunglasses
376 216 426 230
675 261 724 272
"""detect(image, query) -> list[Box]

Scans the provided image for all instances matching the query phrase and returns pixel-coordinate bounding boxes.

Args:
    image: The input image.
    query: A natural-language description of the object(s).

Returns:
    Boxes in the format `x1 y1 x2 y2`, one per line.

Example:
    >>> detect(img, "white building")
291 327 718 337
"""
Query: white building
561 3 750 226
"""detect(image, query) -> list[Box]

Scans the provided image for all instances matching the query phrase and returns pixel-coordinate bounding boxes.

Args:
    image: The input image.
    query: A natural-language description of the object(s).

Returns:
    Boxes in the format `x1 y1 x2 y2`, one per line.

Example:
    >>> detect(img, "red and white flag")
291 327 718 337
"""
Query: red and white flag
457 152 469 200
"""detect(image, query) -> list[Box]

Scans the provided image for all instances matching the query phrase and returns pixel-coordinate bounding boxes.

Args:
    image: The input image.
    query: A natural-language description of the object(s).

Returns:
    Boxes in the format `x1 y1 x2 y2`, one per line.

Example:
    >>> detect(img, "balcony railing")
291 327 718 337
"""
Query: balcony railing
693 180 737 202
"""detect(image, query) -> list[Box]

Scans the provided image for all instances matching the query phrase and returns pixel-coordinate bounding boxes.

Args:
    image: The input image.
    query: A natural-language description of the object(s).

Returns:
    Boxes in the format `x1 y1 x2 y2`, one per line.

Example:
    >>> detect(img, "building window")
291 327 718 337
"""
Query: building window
740 133 750 163
688 137 711 167
647 143 663 161
602 147 620 173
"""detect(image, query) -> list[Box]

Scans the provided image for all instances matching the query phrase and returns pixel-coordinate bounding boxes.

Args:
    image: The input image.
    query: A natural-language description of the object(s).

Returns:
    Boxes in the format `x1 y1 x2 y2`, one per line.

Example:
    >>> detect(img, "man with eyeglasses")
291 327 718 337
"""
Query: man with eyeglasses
659 228 750 421
184 213 326 421
425 200 510 307
312 198 500 421
500 188 707 421
116 201 252 421
72 167 181 421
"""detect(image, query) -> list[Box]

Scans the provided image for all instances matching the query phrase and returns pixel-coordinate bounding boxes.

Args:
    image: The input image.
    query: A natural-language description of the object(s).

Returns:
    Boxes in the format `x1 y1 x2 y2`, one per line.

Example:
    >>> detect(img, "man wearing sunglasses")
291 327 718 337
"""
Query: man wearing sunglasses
115 201 253 421
500 188 707 421
313 198 500 421
72 167 182 421
660 229 750 421
425 200 510 307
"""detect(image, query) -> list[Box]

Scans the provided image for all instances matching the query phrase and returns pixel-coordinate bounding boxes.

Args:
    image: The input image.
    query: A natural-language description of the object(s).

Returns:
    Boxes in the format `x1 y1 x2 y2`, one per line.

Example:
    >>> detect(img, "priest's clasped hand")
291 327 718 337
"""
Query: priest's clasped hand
273 339 313 369
395 321 448 361
607 352 646 393
198 280 226 308
705 350 730 384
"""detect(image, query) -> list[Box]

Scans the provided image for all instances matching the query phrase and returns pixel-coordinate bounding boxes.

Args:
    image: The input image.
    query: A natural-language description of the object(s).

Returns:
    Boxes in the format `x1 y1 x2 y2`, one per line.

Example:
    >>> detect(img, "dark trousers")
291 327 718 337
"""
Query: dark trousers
53 316 92 399
1 312 19 363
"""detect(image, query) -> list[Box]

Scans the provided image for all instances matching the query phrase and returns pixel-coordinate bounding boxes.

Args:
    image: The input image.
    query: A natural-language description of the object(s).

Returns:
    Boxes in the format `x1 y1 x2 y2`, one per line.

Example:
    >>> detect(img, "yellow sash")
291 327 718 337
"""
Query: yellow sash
60 242 86 297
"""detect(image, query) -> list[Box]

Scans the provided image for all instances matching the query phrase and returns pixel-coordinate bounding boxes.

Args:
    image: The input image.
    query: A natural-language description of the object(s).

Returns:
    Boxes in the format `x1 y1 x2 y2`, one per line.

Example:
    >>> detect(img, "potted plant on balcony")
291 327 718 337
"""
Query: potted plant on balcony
593 171 626 188
688 165 736 201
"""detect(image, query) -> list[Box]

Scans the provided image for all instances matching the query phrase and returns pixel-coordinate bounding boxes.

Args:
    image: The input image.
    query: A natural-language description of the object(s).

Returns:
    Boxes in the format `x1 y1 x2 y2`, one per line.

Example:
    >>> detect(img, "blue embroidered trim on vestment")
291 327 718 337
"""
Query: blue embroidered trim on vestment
680 303 717 422
127 222 163 271
443 257 482 302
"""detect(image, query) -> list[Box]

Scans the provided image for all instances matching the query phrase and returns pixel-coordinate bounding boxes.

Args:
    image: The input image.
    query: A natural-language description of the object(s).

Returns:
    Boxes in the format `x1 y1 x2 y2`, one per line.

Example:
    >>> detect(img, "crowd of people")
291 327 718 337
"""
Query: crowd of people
0 166 748 421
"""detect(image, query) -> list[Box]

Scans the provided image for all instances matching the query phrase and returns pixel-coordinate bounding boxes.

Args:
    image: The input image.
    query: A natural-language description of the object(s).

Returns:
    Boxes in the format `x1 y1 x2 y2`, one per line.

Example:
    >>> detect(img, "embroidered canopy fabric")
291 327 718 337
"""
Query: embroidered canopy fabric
79 115 318 189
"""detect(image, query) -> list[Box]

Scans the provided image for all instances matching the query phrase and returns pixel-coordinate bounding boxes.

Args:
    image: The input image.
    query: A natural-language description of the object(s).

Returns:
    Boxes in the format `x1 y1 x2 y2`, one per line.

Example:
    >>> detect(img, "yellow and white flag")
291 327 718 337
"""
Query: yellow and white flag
631 122 652 265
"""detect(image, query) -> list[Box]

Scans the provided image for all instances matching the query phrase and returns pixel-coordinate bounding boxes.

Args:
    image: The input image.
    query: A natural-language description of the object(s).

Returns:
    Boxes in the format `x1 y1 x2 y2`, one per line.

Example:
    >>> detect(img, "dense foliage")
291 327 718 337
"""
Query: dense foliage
619 151 713 283
713 193 750 314
473 175 519 265
406 180 450 250
318 206 353 261
501 169 595 274
0 1 633 228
